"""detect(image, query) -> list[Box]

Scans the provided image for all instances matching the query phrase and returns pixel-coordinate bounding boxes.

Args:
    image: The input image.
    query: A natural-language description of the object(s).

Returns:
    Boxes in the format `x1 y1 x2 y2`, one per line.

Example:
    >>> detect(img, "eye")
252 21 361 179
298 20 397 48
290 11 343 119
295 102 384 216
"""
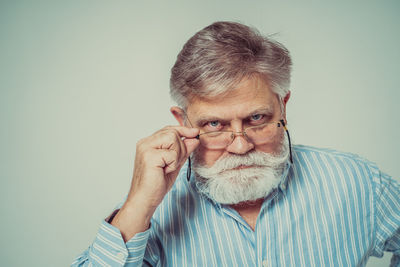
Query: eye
204 120 223 131
208 121 220 127
250 114 264 121
247 114 268 126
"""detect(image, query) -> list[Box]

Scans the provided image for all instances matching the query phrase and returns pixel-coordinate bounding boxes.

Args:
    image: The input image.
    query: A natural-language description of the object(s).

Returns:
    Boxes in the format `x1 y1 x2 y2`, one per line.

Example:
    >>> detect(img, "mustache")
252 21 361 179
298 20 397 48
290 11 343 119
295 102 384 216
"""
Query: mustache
193 144 289 177
210 152 278 172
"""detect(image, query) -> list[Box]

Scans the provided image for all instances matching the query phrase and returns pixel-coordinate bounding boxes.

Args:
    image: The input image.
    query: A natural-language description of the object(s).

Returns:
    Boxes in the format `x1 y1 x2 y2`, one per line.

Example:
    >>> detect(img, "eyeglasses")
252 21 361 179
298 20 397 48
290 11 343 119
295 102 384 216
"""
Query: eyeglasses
186 118 294 181
195 120 284 149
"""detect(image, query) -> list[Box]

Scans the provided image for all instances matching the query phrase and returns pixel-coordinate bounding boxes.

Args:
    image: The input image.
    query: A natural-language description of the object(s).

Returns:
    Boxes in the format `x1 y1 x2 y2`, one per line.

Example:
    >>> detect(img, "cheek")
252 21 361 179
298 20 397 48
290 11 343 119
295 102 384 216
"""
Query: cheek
255 132 285 154
255 144 279 154
194 146 225 167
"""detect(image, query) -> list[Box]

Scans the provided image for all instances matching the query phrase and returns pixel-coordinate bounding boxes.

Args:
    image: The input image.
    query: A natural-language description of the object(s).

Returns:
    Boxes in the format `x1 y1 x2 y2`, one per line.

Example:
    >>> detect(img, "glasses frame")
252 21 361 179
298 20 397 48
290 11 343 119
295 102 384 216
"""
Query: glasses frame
195 120 284 149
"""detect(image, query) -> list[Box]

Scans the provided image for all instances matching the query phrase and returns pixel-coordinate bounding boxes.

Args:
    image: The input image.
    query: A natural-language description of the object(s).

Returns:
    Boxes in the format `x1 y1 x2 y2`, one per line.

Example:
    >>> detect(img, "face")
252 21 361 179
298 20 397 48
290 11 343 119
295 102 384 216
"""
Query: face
184 76 288 167
171 75 290 204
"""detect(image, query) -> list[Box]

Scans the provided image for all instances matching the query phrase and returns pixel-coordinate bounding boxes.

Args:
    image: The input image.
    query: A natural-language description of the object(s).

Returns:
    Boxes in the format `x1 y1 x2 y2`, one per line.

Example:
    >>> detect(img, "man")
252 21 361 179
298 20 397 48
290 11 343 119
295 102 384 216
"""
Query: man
72 21 400 266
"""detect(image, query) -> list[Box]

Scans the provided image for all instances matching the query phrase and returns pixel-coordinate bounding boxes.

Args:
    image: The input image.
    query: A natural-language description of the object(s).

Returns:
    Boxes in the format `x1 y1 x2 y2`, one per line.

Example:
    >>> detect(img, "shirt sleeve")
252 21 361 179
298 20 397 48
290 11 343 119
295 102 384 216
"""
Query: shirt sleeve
71 210 151 267
372 170 400 267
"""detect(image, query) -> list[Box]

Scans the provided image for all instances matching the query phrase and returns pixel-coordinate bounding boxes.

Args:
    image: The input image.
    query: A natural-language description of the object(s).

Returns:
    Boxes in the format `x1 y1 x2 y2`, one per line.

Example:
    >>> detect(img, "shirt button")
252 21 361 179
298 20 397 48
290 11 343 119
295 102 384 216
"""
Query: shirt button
262 259 268 267
116 252 125 260
281 184 286 190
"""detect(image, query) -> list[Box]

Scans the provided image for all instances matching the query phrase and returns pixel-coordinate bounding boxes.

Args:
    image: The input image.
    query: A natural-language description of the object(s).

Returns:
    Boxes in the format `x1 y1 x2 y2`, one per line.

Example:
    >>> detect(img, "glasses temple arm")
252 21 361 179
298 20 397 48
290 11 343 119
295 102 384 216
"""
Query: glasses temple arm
279 119 293 164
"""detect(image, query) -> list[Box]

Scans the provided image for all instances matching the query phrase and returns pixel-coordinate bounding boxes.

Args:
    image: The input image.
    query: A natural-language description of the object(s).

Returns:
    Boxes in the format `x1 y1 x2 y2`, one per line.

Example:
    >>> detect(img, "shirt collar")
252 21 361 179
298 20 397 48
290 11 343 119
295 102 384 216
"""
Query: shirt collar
277 159 292 193
188 172 223 210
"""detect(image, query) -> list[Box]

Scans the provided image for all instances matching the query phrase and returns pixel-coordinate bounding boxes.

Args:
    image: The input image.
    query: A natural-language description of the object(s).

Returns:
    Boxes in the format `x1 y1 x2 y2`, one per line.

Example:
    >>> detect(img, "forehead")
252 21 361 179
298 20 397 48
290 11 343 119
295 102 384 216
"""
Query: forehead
187 76 279 120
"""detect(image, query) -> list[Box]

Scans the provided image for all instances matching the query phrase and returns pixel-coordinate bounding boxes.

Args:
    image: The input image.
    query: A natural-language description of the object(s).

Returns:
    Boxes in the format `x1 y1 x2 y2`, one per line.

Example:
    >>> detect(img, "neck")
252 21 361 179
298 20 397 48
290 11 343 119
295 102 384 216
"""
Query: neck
230 198 264 209
230 198 264 231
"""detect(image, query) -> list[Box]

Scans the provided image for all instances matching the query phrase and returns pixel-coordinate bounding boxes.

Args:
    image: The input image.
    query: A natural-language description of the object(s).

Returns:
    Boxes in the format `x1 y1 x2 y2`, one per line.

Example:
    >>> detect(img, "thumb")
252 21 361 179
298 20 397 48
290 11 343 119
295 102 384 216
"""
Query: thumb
183 137 200 157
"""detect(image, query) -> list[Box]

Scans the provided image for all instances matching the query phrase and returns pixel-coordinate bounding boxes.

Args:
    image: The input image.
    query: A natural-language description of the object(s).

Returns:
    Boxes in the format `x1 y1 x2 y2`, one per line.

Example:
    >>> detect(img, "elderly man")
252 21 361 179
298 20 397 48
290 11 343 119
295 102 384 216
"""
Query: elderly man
72 21 400 266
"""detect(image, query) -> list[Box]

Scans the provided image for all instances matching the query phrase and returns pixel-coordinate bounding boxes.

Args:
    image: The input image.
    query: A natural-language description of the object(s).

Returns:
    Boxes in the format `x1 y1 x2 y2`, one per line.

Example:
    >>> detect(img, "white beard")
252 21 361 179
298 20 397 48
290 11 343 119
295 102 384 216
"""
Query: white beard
192 138 289 205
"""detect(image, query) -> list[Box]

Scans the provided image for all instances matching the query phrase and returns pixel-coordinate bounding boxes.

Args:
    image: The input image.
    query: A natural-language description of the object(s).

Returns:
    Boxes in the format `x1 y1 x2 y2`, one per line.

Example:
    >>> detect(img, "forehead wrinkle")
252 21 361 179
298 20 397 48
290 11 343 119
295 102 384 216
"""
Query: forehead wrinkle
186 76 280 124
188 96 279 124
192 103 276 126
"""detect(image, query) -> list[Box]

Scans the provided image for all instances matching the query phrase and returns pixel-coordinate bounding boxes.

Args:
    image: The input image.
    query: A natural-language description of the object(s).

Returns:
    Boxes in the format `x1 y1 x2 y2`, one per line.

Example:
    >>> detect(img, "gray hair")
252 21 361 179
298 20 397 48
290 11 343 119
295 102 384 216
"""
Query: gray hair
170 21 292 108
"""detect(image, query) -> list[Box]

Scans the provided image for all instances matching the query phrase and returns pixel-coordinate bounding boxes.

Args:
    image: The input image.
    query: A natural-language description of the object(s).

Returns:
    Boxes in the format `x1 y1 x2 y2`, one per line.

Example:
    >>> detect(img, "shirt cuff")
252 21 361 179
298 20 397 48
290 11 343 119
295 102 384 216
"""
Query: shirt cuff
88 214 151 266
391 253 400 267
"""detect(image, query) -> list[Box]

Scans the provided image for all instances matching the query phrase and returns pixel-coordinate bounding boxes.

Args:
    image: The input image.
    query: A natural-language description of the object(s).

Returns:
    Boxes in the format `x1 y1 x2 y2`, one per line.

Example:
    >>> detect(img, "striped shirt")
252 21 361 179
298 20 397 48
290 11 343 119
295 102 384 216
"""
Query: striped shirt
72 145 400 267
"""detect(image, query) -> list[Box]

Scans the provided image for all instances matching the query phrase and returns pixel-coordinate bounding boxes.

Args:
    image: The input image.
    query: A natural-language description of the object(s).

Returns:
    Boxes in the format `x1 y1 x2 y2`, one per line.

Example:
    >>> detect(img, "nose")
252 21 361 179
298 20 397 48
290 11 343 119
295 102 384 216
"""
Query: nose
225 132 254 154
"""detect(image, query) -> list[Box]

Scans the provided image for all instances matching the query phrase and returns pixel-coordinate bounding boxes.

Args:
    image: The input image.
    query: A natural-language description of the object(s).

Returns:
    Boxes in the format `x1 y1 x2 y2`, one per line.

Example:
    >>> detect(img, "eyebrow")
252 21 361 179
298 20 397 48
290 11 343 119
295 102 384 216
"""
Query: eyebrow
193 106 275 126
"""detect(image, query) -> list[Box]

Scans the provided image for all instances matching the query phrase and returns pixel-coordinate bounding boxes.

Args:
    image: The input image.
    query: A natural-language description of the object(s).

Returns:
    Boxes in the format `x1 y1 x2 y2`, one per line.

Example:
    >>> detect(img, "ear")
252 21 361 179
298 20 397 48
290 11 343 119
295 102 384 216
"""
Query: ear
282 91 291 121
283 91 291 105
170 106 186 126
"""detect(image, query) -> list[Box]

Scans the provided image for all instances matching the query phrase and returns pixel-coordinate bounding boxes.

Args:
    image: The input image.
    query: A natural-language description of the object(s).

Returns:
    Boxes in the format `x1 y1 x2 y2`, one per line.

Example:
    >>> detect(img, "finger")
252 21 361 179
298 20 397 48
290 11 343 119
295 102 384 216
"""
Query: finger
162 127 199 161
153 128 191 164
175 131 188 164
163 126 199 139
170 132 195 167
148 130 183 151
144 127 199 165
167 131 199 165
160 131 186 162
158 149 180 175
183 138 200 157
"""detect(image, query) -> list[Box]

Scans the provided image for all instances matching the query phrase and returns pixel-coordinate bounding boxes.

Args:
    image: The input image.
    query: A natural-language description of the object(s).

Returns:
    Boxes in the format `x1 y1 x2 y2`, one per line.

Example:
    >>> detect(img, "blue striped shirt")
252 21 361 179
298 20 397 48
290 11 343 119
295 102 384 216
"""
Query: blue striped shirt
72 145 400 266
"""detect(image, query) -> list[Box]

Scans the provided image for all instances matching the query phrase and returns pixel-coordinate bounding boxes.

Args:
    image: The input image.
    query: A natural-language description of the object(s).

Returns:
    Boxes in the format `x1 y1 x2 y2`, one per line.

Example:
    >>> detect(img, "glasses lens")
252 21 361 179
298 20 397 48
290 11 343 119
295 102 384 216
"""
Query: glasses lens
245 122 281 145
198 131 232 149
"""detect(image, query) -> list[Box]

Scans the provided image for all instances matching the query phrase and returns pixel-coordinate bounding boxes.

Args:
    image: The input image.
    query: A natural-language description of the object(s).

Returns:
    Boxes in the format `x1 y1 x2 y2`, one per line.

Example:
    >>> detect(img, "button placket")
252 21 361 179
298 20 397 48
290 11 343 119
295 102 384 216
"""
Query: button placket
116 251 126 261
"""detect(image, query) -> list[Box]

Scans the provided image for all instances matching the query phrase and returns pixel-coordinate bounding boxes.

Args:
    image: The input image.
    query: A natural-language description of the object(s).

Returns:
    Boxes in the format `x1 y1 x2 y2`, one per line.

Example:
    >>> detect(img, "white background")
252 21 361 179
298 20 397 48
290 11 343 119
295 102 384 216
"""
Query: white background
0 1 399 266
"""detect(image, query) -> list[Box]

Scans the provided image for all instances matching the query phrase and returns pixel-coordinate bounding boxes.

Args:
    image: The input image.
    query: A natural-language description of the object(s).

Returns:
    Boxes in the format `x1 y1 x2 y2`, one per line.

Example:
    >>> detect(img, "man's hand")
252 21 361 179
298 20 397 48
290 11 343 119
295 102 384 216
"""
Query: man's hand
111 126 200 242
